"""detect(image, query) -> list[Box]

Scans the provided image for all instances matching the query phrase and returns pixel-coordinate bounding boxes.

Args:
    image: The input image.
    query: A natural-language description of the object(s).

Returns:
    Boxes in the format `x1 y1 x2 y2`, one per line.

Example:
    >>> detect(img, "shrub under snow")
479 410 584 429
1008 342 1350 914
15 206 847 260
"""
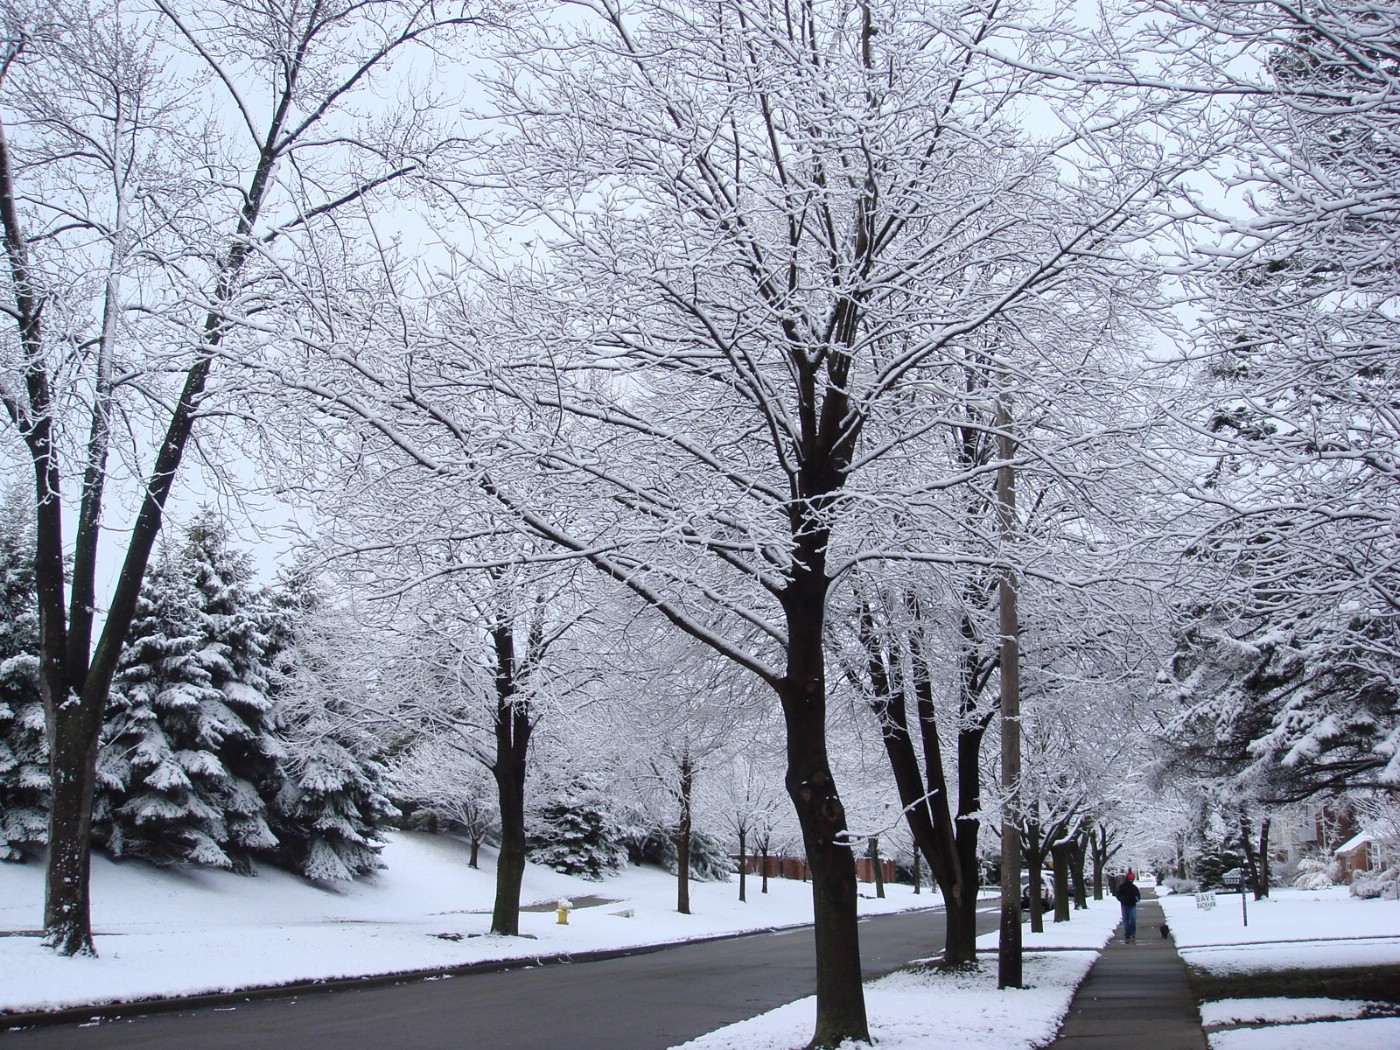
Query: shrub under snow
1349 866 1399 900
1292 854 1338 890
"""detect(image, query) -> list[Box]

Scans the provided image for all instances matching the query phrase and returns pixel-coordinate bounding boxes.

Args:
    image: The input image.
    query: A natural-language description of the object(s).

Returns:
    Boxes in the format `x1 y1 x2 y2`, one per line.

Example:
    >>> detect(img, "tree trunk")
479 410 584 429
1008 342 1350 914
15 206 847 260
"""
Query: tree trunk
777 585 868 1049
1090 824 1118 901
675 753 693 915
861 593 985 969
42 705 103 956
469 836 480 870
490 617 533 937
913 850 921 894
1240 811 1271 901
942 877 981 970
1239 810 1261 902
738 826 747 903
1257 817 1271 900
1051 838 1073 923
39 357 214 956
952 681 990 969
760 841 770 894
868 837 885 899
1024 821 1047 934
491 757 528 936
1071 832 1089 909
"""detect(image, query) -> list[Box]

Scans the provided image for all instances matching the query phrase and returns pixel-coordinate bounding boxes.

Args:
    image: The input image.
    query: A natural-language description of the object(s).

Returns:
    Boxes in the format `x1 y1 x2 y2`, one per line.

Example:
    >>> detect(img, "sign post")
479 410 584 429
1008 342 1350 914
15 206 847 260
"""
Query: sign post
1222 868 1248 927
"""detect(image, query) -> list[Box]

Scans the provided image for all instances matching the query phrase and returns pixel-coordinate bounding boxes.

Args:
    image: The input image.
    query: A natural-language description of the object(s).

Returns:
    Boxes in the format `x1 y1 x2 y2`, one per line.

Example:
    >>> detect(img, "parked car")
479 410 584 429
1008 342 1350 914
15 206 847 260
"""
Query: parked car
1020 873 1054 911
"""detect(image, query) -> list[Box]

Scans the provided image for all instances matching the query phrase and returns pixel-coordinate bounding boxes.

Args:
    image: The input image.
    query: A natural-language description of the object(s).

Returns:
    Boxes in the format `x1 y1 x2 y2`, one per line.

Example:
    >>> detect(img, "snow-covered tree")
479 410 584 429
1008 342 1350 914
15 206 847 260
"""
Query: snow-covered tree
0 0 499 954
1152 1 1400 803
0 485 45 860
96 514 280 872
710 722 788 903
391 737 499 868
527 779 629 882
600 626 749 914
264 568 395 883
266 1 1205 1036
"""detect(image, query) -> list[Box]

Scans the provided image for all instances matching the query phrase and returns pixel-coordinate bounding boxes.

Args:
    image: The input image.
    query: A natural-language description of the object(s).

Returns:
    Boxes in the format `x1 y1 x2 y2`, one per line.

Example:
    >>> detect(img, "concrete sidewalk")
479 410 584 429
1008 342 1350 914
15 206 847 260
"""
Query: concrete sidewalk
1049 891 1207 1049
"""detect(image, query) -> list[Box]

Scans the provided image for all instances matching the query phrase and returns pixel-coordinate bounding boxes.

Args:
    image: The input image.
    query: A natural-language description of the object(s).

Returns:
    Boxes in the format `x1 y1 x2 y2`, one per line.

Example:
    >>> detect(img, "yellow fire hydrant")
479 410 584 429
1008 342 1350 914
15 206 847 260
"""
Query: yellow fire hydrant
556 898 573 925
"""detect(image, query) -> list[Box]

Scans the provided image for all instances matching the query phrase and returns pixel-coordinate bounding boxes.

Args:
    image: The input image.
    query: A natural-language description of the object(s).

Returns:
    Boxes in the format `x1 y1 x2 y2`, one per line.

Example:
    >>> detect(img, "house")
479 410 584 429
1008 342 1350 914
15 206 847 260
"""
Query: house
1333 831 1384 882
736 853 895 885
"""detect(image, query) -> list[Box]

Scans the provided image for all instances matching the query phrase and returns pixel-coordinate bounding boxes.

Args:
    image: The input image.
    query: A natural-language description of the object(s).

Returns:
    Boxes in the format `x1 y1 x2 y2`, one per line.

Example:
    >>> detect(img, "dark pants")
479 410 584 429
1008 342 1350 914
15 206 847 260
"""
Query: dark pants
1122 903 1137 941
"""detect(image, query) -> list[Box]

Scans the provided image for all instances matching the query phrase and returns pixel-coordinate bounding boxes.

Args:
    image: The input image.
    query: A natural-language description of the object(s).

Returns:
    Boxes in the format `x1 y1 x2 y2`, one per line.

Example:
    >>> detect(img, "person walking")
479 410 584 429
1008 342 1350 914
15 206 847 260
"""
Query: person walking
1114 870 1141 943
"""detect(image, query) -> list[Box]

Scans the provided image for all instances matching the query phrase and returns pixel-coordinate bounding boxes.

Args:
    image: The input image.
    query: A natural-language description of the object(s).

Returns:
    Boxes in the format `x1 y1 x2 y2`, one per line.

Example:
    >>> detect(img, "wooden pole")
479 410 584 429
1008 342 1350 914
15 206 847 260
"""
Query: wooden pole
996 394 1023 990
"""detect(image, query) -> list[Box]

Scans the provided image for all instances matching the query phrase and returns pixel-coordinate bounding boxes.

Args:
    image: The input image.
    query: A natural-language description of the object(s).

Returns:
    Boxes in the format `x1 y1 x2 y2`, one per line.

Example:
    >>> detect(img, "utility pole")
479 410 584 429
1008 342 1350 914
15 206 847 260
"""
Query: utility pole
996 393 1023 990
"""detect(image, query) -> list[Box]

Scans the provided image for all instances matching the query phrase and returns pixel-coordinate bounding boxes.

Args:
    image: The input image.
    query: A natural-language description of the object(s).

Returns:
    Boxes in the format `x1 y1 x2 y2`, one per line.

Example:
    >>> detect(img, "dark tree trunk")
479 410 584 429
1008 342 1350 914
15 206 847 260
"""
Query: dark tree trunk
1239 811 1271 901
995 403 1022 989
953 665 991 969
1023 821 1047 934
675 754 693 915
490 616 533 937
778 571 868 1049
469 836 480 869
912 850 921 894
859 594 989 969
42 705 103 957
1071 832 1089 909
1051 838 1073 923
1090 824 1118 901
41 358 213 956
867 837 885 899
738 826 747 903
1258 818 1271 899
760 840 770 894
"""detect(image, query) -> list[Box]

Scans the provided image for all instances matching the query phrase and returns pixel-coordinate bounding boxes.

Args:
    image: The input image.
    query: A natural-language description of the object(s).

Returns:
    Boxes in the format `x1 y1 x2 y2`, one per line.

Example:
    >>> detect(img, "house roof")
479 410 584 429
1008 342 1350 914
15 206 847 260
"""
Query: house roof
1334 831 1374 855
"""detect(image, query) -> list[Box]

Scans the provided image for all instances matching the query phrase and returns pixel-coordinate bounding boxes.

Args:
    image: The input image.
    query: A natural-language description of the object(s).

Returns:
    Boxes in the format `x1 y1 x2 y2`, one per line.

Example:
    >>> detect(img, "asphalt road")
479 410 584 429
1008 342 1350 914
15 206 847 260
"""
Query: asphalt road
4 903 1000 1049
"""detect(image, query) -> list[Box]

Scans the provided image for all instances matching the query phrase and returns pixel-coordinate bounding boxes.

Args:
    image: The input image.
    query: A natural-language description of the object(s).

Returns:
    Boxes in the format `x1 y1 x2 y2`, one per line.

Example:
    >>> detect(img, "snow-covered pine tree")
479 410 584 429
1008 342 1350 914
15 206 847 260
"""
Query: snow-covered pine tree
96 552 234 867
263 563 395 882
0 488 48 861
527 781 629 881
180 512 283 870
96 513 281 871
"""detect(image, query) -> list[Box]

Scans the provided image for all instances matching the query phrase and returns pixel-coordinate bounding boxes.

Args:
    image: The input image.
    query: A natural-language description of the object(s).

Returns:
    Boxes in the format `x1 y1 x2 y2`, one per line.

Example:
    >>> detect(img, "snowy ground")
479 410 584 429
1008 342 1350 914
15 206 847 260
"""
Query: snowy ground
669 900 1122 1050
15 844 1395 1050
1 831 1129 1049
1159 886 1400 1050
0 831 934 1018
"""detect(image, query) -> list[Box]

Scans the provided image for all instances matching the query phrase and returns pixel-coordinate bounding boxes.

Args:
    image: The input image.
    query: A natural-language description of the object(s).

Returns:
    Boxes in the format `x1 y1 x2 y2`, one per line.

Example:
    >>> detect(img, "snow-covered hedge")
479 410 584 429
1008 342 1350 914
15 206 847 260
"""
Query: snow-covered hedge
1161 877 1199 895
1349 866 1399 900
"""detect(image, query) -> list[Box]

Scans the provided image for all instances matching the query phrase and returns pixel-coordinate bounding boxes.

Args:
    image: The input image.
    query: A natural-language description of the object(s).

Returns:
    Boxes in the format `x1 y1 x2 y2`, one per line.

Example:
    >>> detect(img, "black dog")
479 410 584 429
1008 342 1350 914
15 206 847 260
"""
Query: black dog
1160 923 1171 939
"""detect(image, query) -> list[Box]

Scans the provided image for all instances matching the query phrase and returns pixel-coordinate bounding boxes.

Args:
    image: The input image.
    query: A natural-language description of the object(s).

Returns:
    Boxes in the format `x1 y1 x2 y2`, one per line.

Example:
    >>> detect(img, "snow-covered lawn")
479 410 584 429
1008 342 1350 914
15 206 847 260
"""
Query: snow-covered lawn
25 848 1394 1050
1 831 1131 1050
1159 886 1400 1050
0 831 931 1018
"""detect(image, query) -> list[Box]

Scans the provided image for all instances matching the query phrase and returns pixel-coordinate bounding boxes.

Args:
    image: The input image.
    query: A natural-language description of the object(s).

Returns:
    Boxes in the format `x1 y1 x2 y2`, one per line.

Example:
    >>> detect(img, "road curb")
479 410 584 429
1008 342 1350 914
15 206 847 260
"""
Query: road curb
1 920 831 1031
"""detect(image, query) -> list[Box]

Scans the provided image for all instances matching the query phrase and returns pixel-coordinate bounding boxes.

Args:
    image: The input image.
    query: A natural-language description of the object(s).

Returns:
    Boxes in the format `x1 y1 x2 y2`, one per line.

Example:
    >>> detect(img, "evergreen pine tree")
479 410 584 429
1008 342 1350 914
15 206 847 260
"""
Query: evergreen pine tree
527 782 629 881
0 488 48 861
96 552 234 867
264 562 395 882
96 512 281 871
181 513 282 870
